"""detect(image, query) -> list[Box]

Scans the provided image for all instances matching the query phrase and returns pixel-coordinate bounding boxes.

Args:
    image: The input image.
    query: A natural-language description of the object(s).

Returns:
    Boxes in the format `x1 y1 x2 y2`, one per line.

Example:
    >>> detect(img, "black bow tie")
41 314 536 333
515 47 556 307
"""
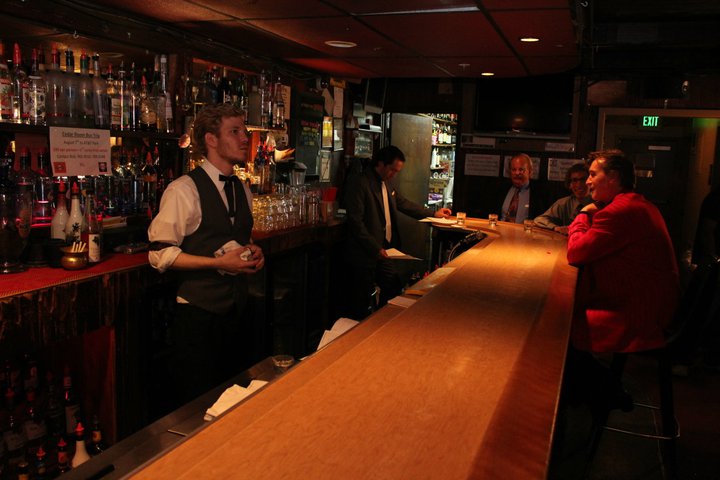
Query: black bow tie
219 174 239 183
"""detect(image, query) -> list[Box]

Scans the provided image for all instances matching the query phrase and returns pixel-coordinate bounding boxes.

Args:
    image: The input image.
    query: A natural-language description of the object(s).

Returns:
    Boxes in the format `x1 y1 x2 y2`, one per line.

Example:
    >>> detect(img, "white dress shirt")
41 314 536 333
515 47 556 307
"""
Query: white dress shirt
147 160 253 273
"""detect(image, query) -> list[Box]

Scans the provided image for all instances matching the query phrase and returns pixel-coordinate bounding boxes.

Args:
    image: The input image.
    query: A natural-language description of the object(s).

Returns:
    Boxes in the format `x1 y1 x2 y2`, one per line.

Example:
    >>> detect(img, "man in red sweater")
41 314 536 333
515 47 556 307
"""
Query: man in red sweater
568 149 679 353
561 149 679 419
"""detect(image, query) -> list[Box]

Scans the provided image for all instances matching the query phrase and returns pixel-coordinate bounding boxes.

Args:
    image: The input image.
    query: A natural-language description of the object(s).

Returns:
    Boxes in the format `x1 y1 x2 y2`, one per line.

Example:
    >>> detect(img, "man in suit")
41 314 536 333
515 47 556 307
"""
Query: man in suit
343 145 451 319
563 149 679 413
498 153 547 223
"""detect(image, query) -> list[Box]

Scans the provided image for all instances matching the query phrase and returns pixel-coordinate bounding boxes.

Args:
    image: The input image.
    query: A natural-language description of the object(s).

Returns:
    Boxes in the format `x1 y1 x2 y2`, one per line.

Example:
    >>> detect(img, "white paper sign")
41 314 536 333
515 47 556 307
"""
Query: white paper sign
547 158 584 181
465 154 500 177
49 127 111 177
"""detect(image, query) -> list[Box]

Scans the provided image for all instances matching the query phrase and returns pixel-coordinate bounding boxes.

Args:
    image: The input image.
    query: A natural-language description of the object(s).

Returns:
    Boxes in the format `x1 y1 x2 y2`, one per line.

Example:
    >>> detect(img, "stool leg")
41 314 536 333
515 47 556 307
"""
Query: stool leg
658 350 678 478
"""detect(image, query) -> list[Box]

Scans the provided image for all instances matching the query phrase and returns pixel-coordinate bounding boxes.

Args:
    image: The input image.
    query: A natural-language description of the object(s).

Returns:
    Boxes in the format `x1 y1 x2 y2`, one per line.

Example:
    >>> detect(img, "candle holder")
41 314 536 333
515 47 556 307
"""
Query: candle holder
60 247 89 270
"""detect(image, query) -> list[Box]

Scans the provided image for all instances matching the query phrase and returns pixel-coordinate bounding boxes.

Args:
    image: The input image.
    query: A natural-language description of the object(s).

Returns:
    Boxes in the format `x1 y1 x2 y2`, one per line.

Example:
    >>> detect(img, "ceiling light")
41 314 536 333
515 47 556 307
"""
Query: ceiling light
325 40 357 48
520 37 540 43
481 72 495 76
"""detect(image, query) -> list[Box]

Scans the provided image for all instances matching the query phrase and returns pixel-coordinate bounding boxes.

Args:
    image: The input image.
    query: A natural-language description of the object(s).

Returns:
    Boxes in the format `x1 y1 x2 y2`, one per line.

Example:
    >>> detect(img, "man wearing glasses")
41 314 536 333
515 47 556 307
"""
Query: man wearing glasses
534 163 592 234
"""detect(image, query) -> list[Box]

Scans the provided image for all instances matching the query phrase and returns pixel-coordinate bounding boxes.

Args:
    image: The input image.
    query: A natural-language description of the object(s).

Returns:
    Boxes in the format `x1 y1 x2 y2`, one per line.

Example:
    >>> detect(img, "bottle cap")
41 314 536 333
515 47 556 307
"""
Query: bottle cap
58 180 66 193
75 422 85 435
72 182 79 194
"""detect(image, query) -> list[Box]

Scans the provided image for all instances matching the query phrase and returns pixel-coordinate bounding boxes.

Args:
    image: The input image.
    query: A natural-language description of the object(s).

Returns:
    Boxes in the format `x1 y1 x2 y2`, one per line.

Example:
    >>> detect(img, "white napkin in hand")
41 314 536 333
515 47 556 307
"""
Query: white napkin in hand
204 380 268 421
213 240 251 276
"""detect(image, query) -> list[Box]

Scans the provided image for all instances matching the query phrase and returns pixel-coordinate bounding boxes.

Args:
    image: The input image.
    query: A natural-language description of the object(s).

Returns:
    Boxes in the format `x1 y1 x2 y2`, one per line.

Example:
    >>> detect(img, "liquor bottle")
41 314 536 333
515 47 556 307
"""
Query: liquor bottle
77 51 95 127
11 43 28 123
56 437 70 474
37 46 46 73
159 54 173 133
81 187 102 263
16 147 37 226
33 148 53 224
62 366 80 436
88 415 106 456
107 63 121 130
50 180 69 241
141 151 157 218
247 77 261 126
272 75 285 129
43 371 64 442
127 62 140 130
0 41 13 121
139 75 157 131
92 54 109 128
45 45 66 126
65 182 83 244
234 73 248 117
2 388 27 472
34 446 48 480
16 459 30 480
260 70 271 128
70 422 90 468
64 48 78 126
22 388 47 458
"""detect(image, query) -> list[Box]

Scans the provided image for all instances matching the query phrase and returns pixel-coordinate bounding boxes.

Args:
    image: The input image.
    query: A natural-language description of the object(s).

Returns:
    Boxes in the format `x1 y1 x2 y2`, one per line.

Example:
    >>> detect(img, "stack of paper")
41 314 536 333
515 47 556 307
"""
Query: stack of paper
317 318 360 351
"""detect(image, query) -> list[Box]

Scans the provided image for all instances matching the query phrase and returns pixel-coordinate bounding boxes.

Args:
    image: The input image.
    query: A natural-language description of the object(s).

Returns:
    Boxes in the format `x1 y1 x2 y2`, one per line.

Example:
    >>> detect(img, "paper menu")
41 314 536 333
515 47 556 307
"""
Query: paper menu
317 318 360 351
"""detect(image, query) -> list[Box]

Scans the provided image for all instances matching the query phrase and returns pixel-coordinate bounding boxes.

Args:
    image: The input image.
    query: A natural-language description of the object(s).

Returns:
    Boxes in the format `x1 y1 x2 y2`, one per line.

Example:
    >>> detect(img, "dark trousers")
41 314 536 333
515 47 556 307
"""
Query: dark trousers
170 303 251 406
345 258 402 320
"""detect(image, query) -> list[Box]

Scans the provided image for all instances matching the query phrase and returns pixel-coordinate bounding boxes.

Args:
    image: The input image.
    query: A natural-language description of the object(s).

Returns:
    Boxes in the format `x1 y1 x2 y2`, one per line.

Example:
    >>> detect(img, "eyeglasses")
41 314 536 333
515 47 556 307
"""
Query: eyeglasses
569 177 587 184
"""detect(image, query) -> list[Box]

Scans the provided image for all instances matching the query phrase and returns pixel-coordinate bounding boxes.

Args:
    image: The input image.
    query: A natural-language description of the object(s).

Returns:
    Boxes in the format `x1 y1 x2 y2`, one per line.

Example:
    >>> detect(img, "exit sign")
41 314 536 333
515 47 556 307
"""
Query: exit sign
640 115 662 129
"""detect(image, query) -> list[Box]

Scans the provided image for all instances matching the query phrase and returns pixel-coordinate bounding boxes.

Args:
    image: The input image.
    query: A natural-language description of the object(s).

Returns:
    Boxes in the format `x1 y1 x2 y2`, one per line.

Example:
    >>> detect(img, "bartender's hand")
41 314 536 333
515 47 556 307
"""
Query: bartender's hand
434 208 452 218
246 243 265 271
215 247 262 274
379 248 389 259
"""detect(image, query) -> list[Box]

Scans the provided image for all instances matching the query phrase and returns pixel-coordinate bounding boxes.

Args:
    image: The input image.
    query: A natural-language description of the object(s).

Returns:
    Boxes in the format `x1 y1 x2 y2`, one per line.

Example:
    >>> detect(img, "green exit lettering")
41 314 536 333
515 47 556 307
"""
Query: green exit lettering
642 116 660 127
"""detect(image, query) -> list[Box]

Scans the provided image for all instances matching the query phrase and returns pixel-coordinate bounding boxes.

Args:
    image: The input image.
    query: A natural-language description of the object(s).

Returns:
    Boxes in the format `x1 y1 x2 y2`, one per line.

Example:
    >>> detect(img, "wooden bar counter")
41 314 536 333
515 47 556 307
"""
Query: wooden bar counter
129 219 577 479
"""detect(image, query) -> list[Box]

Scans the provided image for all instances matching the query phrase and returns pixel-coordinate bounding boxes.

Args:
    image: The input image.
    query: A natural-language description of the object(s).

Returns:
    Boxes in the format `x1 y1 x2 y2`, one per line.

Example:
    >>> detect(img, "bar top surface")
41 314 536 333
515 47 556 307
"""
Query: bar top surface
129 219 577 479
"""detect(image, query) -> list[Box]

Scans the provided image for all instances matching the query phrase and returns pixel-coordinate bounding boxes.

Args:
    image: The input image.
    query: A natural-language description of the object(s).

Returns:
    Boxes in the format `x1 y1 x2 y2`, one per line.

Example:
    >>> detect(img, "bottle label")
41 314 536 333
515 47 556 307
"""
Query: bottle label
88 233 102 263
65 405 80 435
111 98 122 127
23 419 47 441
2 430 27 451
0 78 12 118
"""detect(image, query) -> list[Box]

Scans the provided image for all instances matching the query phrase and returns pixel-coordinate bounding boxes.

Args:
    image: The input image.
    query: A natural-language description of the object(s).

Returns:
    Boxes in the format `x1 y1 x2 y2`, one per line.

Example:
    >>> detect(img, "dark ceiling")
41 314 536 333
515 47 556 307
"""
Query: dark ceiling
1 0 719 80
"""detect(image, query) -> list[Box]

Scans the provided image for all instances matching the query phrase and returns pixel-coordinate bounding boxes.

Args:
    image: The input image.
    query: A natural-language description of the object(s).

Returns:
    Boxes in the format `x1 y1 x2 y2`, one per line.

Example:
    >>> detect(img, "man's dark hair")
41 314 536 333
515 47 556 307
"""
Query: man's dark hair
372 145 405 167
192 103 246 157
588 149 635 190
565 162 589 188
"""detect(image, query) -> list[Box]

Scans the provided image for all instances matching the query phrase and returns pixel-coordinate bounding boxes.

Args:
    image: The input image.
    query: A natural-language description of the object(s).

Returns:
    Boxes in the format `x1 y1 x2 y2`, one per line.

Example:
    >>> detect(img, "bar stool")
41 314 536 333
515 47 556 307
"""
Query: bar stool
603 258 720 477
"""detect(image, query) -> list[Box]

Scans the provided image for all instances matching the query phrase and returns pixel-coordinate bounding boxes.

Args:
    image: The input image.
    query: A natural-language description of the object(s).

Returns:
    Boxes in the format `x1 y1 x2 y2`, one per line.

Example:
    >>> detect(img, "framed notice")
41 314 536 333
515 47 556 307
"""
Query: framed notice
49 127 111 176
465 154 500 177
548 158 584 181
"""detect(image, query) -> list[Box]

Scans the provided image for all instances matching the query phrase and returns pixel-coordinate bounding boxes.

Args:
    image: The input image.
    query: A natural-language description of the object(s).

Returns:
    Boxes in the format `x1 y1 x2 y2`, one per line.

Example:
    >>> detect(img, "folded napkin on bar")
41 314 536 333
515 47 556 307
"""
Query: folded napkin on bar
317 318 359 351
204 380 268 421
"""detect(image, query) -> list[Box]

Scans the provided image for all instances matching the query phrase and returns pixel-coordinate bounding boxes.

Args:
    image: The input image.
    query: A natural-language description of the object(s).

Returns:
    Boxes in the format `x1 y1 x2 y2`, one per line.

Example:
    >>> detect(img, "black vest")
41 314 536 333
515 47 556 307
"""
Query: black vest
176 167 253 314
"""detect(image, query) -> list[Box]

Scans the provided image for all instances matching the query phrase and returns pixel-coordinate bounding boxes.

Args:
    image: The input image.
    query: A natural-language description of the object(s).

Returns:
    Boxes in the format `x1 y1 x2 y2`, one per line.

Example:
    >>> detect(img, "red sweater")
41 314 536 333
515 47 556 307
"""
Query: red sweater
567 192 679 353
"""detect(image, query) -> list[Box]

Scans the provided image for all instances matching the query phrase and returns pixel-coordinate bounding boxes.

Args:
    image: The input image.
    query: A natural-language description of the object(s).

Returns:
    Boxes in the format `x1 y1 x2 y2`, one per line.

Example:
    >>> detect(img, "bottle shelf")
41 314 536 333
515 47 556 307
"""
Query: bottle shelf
432 143 455 148
419 114 457 126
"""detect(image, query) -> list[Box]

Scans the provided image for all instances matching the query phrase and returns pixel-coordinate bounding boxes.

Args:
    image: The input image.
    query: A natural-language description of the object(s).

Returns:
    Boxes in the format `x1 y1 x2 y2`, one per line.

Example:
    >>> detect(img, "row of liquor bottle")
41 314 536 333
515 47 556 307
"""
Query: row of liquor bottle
0 41 173 132
0 39 288 131
3 143 168 226
431 123 457 145
184 66 287 130
0 359 107 479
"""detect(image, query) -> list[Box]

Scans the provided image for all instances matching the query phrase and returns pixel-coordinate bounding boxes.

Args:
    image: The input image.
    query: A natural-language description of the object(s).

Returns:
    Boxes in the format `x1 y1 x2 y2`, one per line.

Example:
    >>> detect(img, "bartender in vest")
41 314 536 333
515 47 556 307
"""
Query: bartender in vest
148 103 264 405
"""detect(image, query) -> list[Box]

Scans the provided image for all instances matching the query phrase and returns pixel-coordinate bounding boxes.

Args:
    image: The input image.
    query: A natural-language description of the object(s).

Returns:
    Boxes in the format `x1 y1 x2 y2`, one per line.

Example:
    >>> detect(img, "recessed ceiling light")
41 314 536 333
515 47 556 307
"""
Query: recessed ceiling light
481 72 495 76
325 40 357 48
520 37 540 43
